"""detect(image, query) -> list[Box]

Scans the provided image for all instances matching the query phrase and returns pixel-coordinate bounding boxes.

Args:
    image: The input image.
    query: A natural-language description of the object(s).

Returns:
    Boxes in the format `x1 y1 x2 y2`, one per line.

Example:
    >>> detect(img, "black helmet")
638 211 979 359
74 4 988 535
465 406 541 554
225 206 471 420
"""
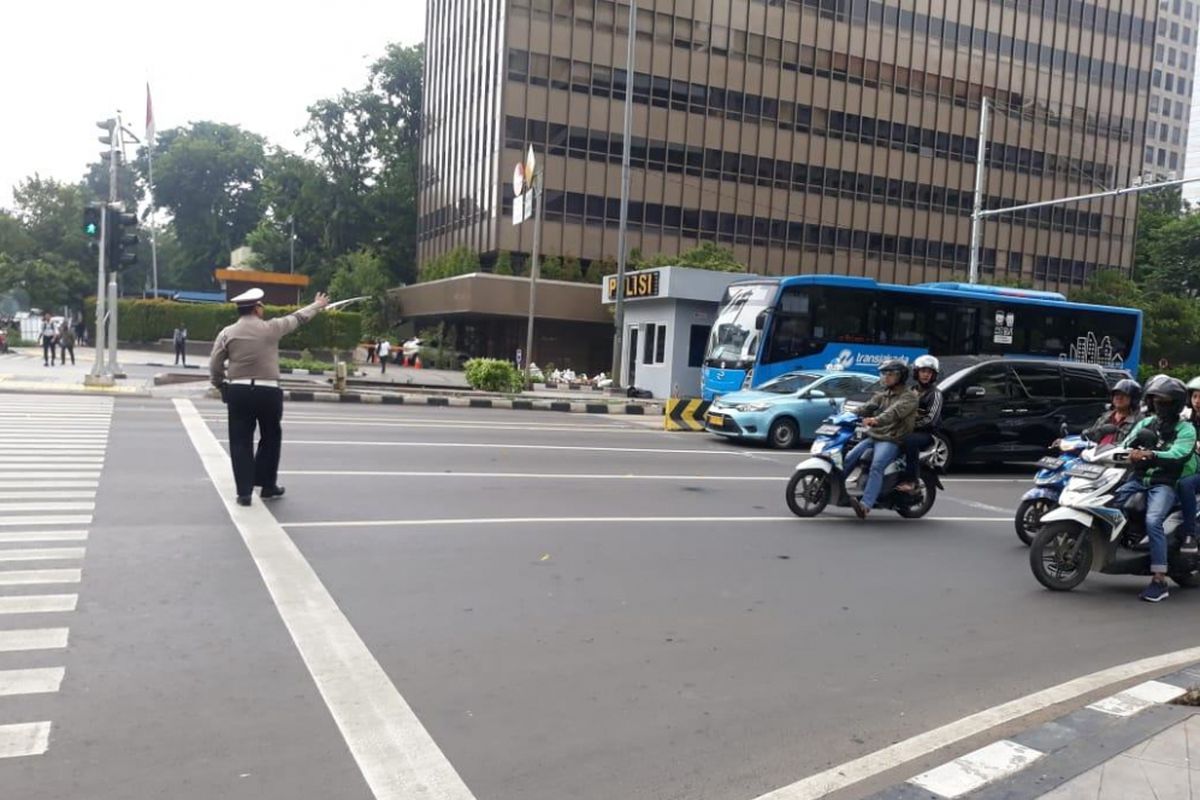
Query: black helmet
1110 378 1142 406
1144 375 1188 418
878 359 910 383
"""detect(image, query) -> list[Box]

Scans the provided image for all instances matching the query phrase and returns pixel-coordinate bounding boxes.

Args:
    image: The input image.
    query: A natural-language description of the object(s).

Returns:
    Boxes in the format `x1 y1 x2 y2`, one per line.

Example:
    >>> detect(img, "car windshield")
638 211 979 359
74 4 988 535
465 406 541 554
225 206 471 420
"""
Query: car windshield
704 283 776 368
759 373 820 394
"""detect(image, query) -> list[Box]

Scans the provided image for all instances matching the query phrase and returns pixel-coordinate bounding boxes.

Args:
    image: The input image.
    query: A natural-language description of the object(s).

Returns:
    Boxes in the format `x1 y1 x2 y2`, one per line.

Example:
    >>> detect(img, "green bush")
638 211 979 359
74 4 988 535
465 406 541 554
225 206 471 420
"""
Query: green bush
463 358 524 393
83 298 362 351
1138 363 1200 382
280 357 339 372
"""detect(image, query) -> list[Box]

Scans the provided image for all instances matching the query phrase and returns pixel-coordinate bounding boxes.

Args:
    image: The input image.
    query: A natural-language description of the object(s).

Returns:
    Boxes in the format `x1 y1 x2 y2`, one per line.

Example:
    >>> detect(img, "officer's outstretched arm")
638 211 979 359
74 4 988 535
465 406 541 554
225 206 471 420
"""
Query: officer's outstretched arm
266 293 331 339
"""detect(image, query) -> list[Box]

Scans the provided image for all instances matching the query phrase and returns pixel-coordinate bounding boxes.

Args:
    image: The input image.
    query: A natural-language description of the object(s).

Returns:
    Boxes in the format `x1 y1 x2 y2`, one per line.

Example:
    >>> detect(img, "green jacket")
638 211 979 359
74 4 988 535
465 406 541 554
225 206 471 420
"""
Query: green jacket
1122 417 1198 486
859 384 918 443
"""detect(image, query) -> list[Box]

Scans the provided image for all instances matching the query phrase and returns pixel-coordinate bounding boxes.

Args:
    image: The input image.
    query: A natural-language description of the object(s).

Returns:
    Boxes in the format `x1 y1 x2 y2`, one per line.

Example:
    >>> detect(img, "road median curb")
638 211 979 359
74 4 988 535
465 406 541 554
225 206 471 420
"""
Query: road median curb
277 388 659 415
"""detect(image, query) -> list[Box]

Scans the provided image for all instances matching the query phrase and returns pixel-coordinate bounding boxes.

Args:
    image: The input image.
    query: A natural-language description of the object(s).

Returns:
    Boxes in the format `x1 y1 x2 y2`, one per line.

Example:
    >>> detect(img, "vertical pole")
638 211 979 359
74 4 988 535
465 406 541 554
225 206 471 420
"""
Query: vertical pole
107 113 124 374
610 0 636 387
289 215 296 274
149 142 158 297
89 198 108 379
524 171 543 383
968 97 990 285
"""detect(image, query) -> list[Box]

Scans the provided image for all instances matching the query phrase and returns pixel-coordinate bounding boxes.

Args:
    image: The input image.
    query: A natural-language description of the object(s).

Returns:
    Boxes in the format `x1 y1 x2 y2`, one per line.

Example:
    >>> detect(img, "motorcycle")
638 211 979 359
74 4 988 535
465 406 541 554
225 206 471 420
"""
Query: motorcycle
785 411 944 519
1028 434 1200 591
1015 432 1088 546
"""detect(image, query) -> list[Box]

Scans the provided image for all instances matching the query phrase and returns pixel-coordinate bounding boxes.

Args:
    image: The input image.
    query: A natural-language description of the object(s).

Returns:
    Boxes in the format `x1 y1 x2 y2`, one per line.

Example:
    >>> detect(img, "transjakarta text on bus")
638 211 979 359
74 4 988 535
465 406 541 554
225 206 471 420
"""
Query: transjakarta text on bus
701 276 1142 400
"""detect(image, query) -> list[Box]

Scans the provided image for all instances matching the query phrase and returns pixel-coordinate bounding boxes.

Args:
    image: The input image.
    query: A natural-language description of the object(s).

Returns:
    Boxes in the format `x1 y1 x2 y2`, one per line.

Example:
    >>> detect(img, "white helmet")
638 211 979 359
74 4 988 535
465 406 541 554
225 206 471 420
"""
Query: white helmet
913 355 940 375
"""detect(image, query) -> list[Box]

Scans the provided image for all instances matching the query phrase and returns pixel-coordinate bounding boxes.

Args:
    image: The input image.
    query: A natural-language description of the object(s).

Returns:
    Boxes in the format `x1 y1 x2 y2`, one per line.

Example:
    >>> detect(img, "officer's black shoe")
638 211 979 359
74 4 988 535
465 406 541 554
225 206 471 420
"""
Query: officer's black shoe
261 486 286 500
236 495 252 507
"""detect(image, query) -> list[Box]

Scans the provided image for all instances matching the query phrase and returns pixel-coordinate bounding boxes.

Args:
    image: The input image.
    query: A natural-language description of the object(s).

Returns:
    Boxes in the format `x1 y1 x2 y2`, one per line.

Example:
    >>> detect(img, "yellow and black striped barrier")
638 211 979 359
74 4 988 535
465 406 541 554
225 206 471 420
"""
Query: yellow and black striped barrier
664 398 712 432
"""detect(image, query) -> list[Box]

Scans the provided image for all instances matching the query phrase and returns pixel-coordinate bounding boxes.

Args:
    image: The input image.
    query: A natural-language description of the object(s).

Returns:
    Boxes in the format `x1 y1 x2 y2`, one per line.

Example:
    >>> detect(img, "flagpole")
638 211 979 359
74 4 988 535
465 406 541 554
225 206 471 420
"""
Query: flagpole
146 82 158 297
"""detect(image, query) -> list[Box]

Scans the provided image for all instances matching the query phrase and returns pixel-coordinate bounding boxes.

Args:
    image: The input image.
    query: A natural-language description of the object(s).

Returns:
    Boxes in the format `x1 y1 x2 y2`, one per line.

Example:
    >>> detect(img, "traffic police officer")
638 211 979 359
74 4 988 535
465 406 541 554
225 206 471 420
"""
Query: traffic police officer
210 288 329 506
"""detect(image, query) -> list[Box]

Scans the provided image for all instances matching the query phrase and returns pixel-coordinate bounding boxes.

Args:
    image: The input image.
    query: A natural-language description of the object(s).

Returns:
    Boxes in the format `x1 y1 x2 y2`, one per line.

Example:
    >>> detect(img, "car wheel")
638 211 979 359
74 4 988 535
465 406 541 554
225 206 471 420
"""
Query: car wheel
923 433 953 470
768 418 800 449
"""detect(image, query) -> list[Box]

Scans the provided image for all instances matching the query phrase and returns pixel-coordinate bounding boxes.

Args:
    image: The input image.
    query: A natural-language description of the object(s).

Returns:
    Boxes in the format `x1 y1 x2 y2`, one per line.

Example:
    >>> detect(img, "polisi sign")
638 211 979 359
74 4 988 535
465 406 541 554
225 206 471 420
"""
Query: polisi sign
605 270 661 302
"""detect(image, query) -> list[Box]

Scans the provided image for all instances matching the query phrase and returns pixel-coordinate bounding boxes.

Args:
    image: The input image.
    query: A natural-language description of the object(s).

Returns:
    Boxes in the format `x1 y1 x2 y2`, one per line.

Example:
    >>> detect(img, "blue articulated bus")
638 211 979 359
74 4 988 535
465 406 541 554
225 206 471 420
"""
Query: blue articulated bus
701 276 1142 400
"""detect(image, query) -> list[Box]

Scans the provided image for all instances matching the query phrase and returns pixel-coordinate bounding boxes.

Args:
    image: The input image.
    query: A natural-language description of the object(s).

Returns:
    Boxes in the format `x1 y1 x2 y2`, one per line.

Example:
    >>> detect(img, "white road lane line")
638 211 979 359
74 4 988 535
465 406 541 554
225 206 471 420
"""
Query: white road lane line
750 646 1200 800
0 722 52 758
0 531 88 543
253 440 754 456
0 628 69 653
0 569 82 585
0 458 105 464
202 416 668 435
177 399 477 800
0 548 86 562
0 473 100 481
0 667 65 697
281 470 784 481
0 503 95 513
283 516 1012 529
0 515 93 527
0 484 98 492
0 492 96 501
0 594 78 614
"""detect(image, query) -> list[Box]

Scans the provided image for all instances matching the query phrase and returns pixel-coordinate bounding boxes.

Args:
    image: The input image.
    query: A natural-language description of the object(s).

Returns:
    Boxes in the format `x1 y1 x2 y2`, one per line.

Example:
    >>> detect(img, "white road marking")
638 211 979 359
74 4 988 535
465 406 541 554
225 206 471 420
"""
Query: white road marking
908 740 1043 798
281 470 783 481
1087 679 1187 717
0 568 82 585
0 502 95 513
0 492 96 501
176 399 477 800
0 458 105 464
0 628 69 653
257 439 756 457
0 594 78 614
0 530 89 543
0 667 65 697
283 515 1011 529
202 414 667 435
0 484 98 492
943 496 1014 514
751 647 1200 800
0 515 93 527
0 548 86 562
0 473 100 481
0 722 52 758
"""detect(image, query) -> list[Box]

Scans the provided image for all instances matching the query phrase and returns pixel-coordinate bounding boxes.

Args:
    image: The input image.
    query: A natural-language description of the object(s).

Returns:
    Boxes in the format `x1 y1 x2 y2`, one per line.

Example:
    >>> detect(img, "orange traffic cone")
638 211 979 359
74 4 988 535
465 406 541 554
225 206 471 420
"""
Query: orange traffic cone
413 355 423 369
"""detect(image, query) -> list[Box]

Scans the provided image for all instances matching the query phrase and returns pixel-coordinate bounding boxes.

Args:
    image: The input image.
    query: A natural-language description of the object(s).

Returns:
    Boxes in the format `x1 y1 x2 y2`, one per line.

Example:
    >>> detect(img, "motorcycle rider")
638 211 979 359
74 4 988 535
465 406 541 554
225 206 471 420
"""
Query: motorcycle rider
1081 379 1143 446
897 355 943 493
1114 375 1198 602
844 360 919 519
1176 377 1200 554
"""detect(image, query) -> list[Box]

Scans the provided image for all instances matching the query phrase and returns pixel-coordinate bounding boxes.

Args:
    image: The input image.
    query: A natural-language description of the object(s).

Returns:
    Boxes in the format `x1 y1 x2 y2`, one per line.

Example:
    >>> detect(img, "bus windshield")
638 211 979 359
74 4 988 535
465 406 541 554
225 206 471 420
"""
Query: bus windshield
704 283 776 368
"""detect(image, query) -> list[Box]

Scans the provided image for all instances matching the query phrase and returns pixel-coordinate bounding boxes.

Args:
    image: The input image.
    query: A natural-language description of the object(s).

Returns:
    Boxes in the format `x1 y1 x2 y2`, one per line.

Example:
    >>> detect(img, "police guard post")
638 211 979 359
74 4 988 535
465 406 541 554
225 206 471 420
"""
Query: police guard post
209 288 330 506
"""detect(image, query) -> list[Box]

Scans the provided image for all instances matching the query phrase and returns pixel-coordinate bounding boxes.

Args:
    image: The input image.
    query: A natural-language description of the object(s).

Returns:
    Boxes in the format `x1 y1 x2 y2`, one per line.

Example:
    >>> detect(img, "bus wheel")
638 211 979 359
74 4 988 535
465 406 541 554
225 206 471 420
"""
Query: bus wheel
769 418 799 449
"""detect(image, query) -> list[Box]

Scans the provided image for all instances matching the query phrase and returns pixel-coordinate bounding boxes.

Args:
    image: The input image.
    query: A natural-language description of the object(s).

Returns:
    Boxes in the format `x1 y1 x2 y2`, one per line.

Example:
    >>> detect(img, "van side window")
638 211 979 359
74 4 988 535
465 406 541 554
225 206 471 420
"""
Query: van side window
1011 363 1064 398
1062 366 1108 399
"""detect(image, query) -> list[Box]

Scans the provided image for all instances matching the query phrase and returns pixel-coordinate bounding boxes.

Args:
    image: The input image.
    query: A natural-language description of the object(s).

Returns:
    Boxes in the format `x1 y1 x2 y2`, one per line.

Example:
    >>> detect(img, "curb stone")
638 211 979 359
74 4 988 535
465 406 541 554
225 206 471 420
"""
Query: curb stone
866 666 1200 800
277 389 660 415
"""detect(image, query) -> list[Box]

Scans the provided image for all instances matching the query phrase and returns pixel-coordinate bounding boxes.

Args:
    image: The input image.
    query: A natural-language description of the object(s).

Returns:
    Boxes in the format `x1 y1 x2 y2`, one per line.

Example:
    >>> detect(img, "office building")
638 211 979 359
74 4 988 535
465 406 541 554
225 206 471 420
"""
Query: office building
419 0 1157 291
1145 0 1198 179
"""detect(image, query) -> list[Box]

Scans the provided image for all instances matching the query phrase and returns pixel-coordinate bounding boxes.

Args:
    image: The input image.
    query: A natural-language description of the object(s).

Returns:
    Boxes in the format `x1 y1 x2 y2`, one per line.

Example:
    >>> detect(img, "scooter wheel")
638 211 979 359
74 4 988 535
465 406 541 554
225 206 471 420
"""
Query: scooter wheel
895 473 937 519
1030 521 1092 591
786 470 831 518
1015 498 1056 546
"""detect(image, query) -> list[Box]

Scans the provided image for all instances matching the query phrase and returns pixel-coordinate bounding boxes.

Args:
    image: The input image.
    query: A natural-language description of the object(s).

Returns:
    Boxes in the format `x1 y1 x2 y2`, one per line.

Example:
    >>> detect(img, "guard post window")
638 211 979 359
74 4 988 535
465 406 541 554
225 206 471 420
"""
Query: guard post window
643 324 667 365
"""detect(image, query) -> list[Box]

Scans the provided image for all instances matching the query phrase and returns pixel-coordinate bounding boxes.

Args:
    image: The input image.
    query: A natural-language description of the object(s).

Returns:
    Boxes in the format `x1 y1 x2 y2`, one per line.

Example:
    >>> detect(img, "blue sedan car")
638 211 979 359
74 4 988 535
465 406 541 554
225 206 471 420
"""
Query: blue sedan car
704 370 877 449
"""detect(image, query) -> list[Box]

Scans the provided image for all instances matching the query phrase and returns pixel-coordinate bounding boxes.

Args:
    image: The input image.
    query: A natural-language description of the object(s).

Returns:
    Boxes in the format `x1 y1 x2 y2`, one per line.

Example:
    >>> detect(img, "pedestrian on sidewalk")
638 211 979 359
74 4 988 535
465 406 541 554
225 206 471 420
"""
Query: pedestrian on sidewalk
58 322 75 365
378 338 391 373
40 312 57 366
210 287 329 507
173 323 189 366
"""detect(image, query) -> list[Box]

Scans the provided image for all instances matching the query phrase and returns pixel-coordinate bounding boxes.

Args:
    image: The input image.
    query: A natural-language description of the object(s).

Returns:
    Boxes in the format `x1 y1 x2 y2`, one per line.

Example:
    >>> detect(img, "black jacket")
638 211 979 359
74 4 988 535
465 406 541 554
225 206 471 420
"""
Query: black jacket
913 383 943 433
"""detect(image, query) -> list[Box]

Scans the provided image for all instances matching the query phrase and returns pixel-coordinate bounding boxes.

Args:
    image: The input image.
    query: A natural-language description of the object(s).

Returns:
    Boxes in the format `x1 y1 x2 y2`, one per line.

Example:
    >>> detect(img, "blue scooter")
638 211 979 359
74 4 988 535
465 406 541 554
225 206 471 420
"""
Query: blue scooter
785 411 943 519
1015 433 1087 545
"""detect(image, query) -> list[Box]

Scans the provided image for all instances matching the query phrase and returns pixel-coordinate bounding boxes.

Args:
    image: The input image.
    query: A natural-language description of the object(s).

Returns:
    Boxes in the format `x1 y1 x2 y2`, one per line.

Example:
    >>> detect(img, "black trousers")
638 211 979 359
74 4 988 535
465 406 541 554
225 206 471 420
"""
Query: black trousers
902 432 934 481
226 384 284 498
60 343 74 365
174 341 187 365
42 336 56 364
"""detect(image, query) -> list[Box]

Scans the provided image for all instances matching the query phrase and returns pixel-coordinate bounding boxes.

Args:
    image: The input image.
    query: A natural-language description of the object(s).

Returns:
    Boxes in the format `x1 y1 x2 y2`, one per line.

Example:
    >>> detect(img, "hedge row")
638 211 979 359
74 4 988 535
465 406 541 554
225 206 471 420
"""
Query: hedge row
83 299 362 351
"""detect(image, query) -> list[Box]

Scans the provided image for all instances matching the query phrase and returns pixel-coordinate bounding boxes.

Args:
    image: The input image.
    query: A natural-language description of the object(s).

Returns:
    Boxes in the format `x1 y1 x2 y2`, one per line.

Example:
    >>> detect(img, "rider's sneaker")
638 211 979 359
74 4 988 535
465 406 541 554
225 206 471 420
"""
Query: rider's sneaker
1139 580 1170 603
1181 536 1199 555
849 496 869 520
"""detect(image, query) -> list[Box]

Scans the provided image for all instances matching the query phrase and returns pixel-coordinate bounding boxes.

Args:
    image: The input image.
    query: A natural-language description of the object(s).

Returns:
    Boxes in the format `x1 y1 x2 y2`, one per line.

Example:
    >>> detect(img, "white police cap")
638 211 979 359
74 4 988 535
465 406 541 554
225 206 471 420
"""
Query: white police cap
231 288 265 307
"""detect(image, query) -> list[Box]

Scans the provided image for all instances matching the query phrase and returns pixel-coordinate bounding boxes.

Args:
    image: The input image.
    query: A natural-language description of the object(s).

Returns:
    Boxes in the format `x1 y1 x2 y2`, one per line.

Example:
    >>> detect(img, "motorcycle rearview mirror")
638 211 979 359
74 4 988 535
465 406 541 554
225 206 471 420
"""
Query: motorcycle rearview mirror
1060 421 1070 437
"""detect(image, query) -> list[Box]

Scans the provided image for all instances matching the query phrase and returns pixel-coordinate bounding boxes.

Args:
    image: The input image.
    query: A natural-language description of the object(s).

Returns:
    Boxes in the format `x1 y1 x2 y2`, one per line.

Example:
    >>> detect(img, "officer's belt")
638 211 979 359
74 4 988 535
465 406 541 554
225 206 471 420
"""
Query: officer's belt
229 378 279 387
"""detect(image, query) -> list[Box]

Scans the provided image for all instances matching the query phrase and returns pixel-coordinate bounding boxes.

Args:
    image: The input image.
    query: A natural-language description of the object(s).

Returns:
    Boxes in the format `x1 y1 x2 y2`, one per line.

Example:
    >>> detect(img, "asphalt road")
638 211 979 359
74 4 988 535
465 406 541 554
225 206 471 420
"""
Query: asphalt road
2 397 1199 800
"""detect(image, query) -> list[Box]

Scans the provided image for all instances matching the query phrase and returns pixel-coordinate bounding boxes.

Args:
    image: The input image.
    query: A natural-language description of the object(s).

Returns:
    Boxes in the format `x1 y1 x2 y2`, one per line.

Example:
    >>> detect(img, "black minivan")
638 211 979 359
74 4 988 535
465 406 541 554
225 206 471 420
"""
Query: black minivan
846 357 1122 467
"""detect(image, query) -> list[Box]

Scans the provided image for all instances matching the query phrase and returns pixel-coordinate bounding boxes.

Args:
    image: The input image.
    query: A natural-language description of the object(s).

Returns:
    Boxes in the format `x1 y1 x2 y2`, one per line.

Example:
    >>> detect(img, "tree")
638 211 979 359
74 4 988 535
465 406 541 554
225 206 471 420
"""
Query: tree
632 242 746 272
328 249 391 335
418 246 479 282
584 256 617 284
1142 213 1200 299
0 254 90 311
147 122 269 288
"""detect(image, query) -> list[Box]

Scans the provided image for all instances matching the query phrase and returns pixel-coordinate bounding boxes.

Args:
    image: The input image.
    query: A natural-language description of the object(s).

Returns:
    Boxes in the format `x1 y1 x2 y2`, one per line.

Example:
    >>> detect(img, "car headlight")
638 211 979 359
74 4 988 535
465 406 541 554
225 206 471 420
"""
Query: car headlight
736 402 772 412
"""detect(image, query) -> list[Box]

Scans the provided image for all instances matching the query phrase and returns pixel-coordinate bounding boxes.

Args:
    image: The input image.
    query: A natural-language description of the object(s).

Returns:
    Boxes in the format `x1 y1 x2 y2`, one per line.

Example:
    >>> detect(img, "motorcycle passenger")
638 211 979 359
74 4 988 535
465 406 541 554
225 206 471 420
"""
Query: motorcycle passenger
1176 378 1200 554
1082 379 1143 446
897 355 943 493
844 360 919 519
1115 376 1198 602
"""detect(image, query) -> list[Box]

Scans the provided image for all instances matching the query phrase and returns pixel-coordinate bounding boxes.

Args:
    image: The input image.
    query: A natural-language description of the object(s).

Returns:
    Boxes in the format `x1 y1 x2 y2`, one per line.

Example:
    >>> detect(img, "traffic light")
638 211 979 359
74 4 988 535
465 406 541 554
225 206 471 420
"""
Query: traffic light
83 205 102 253
105 204 138 270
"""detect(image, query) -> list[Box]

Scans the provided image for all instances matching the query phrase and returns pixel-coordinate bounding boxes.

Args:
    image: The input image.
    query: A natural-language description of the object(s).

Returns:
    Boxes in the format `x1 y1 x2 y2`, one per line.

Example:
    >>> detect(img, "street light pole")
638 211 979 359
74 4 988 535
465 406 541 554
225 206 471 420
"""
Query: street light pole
610 0 636 388
967 97 990 285
524 169 543 384
288 215 295 274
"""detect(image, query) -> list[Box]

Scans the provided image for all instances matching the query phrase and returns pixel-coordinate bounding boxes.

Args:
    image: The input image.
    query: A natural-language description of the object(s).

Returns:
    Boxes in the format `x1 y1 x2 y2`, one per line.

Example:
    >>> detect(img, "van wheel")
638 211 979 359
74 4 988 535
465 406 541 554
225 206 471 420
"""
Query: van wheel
925 433 953 470
769 418 800 449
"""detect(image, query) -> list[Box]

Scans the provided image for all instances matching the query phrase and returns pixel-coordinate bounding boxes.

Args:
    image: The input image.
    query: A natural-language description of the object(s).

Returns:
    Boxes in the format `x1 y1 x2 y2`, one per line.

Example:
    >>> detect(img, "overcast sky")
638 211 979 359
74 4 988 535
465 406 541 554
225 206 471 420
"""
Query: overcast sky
0 0 426 209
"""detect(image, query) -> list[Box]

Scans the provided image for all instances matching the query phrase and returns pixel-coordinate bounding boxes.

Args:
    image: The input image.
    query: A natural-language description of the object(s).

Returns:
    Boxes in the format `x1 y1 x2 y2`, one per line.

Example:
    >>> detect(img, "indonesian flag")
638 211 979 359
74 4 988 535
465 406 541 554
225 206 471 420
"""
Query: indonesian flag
145 83 155 143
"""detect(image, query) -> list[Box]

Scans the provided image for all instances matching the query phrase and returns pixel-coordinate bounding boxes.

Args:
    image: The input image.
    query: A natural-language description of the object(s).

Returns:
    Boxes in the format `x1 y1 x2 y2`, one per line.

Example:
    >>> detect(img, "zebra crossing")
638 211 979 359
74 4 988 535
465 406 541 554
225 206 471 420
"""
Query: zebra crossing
0 395 110 759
